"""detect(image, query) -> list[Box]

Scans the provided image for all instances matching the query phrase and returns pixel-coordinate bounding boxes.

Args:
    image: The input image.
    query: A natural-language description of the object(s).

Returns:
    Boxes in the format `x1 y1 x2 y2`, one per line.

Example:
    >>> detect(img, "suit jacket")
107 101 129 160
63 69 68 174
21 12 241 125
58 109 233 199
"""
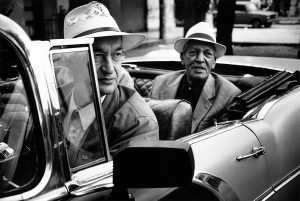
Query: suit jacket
149 70 241 133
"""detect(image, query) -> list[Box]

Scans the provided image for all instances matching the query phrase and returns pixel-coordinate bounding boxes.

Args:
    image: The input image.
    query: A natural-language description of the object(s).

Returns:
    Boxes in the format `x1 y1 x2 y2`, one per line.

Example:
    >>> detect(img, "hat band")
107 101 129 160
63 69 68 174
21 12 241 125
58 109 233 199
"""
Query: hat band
187 33 215 43
74 27 121 38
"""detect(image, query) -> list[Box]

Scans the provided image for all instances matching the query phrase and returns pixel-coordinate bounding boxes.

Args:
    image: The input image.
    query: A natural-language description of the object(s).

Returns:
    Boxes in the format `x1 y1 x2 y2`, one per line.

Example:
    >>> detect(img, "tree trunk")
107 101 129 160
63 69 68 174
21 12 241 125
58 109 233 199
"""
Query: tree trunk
216 0 236 55
183 0 211 35
159 0 176 40
159 0 166 39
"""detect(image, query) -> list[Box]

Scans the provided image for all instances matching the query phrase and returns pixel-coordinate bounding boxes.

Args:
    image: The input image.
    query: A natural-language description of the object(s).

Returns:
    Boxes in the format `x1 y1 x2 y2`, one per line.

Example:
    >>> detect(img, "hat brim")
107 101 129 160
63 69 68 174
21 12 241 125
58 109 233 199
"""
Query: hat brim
174 38 226 59
78 31 146 51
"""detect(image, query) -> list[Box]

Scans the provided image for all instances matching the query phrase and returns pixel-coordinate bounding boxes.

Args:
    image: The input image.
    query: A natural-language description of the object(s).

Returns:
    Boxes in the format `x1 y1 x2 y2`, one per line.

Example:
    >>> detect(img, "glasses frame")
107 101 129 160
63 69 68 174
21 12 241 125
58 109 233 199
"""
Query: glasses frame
93 51 126 64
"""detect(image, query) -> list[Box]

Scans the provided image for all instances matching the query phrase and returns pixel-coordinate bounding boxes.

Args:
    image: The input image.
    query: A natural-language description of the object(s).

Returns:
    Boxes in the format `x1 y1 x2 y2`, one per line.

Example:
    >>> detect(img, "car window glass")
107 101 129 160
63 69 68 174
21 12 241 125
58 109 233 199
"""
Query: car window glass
236 5 246 12
51 48 107 171
0 36 42 196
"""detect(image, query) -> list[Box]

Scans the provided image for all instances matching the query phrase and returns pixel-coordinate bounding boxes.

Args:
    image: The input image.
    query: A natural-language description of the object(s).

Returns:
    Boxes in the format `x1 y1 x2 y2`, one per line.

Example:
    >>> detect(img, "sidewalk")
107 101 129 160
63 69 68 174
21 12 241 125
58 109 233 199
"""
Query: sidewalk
138 16 300 49
277 16 300 24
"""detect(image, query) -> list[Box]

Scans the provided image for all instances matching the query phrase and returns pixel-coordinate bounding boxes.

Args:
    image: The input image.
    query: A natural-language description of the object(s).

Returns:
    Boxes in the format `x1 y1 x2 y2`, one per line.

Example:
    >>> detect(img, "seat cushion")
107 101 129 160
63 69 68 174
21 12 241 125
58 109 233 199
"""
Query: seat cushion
134 78 153 97
145 98 192 140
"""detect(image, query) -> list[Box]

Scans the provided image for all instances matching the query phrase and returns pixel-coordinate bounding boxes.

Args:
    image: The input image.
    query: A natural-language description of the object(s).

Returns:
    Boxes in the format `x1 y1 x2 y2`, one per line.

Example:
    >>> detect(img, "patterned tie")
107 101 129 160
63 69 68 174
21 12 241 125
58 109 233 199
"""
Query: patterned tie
68 110 85 147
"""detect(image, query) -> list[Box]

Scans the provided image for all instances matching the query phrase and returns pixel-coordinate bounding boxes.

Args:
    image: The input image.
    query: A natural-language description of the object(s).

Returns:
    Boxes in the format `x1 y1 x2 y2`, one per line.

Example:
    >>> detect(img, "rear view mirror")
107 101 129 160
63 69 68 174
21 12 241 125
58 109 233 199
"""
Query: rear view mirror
113 140 194 188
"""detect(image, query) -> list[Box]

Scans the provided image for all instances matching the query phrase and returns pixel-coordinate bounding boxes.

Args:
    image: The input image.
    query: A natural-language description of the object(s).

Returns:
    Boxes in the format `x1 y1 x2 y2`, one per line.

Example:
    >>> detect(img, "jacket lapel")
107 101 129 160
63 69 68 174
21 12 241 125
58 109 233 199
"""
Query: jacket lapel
160 71 185 99
191 74 216 133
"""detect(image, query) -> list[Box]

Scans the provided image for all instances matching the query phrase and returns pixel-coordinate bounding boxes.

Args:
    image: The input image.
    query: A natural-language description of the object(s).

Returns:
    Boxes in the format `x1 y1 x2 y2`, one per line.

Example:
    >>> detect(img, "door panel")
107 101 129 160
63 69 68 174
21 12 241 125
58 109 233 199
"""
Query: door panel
190 125 270 201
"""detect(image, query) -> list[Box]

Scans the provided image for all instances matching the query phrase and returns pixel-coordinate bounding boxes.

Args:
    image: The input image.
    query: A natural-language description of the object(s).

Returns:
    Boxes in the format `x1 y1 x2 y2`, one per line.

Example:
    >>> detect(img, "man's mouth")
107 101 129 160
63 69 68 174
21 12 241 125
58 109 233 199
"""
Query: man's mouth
98 77 116 84
192 66 206 72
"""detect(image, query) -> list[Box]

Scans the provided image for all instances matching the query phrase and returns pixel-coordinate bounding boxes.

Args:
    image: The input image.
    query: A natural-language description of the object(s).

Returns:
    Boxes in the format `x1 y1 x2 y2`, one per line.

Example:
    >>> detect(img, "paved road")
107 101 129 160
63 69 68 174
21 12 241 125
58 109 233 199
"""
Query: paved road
232 24 300 45
139 24 300 48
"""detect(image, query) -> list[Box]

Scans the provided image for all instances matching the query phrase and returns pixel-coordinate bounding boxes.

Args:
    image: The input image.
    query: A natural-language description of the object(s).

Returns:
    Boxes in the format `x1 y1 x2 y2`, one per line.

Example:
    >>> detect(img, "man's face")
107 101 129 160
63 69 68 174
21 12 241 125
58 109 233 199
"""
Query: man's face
93 36 125 96
180 41 216 81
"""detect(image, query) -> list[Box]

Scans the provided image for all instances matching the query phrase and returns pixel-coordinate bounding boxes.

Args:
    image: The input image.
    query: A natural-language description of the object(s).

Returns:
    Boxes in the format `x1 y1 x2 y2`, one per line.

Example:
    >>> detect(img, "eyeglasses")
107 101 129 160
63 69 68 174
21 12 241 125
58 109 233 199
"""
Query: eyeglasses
185 49 215 59
93 51 126 64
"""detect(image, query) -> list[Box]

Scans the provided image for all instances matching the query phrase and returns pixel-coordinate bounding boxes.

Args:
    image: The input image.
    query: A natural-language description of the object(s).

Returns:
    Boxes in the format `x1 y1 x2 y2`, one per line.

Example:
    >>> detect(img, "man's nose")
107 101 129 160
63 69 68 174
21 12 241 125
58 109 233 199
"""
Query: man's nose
195 52 205 61
101 56 115 73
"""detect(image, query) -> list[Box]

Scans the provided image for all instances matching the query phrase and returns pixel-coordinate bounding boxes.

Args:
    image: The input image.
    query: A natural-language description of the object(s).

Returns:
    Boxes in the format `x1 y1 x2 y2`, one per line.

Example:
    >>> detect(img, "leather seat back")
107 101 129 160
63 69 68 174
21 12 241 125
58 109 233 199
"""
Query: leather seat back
145 98 192 140
0 79 31 181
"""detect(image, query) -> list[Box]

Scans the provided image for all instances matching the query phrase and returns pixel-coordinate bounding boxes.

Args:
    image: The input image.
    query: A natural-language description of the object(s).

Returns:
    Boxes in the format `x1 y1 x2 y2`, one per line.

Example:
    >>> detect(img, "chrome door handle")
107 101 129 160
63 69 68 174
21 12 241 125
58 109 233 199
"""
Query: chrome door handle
236 147 266 161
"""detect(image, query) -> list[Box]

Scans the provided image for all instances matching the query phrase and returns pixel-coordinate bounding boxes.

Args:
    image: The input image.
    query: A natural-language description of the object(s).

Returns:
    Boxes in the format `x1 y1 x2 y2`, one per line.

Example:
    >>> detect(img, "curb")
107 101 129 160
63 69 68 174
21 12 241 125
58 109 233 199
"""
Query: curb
232 42 299 47
277 20 300 24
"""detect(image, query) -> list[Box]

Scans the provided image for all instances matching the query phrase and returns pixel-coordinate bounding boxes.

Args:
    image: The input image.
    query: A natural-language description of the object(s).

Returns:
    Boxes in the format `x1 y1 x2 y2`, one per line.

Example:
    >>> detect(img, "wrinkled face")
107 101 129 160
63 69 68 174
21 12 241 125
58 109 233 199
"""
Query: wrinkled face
180 40 216 81
93 36 125 96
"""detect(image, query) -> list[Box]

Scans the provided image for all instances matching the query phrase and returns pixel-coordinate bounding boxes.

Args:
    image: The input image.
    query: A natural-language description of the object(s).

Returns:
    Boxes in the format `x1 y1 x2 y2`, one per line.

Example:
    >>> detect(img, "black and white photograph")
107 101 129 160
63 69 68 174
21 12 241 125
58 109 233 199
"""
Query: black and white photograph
0 0 300 200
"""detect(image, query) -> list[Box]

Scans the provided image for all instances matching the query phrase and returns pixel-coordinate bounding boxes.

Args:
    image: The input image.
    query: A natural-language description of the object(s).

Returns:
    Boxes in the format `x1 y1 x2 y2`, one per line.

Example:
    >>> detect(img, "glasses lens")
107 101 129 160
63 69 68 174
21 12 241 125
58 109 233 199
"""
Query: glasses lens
94 52 105 63
111 52 126 62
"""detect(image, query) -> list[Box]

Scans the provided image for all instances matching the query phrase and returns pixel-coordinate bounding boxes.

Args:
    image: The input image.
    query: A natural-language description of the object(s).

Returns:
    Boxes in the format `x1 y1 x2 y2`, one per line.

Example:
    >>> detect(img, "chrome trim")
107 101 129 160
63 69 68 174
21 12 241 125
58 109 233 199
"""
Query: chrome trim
182 123 241 144
247 186 274 201
50 46 89 54
236 147 266 161
88 42 112 161
66 161 114 196
260 191 275 201
20 42 55 200
193 172 240 201
50 38 94 46
258 166 300 201
0 26 55 201
273 166 300 192
49 45 111 167
255 99 279 120
28 187 68 201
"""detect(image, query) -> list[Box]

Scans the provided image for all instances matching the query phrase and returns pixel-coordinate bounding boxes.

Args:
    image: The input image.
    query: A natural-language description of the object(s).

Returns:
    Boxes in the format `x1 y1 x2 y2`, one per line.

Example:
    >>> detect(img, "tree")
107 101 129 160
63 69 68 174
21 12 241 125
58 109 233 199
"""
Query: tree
216 0 236 55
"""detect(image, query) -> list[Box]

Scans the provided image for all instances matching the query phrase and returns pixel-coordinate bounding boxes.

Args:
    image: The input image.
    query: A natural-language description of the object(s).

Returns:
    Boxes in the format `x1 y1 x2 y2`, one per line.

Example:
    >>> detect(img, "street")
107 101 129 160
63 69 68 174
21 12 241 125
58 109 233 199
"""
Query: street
127 24 300 58
232 24 300 45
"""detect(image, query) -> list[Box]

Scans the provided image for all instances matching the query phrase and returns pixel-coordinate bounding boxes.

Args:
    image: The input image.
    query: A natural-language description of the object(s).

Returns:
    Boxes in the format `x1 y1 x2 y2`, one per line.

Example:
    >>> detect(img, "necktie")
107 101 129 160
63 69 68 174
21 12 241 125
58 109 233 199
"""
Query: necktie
68 110 85 147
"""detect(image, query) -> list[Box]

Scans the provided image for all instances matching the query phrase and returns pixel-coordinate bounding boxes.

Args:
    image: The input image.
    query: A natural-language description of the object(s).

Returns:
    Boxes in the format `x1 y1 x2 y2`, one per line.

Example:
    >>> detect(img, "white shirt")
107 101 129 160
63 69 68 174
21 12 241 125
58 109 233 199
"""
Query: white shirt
63 91 106 146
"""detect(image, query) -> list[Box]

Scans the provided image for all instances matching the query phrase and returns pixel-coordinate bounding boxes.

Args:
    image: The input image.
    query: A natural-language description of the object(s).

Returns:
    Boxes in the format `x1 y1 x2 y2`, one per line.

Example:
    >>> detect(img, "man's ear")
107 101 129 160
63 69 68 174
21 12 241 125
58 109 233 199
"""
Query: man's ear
211 57 216 70
180 53 185 65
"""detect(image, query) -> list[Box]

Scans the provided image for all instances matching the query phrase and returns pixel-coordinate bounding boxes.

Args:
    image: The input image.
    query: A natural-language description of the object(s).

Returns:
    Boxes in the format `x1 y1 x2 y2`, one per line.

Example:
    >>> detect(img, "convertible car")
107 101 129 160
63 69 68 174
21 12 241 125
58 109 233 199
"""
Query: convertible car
1 14 300 201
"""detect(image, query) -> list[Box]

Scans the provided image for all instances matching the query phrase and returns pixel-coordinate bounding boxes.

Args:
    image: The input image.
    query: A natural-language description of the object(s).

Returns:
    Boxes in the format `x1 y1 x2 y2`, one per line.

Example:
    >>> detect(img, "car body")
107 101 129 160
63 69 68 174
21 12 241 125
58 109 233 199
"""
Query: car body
214 1 278 28
1 13 300 201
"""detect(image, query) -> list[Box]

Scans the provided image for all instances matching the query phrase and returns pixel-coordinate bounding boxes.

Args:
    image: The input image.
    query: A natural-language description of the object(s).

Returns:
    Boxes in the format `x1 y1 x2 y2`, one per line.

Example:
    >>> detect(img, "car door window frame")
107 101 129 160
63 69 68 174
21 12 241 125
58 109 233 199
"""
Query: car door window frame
49 39 111 172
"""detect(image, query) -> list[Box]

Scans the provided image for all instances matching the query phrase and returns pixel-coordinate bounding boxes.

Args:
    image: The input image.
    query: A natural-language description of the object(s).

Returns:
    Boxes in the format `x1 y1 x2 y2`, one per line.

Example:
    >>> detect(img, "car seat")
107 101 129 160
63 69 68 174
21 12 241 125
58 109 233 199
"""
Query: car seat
145 98 192 140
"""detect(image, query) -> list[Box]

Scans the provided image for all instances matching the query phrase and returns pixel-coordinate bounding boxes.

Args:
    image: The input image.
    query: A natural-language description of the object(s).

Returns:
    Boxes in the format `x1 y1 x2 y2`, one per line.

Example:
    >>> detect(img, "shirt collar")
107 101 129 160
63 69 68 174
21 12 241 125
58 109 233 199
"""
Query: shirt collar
182 74 206 94
78 95 106 131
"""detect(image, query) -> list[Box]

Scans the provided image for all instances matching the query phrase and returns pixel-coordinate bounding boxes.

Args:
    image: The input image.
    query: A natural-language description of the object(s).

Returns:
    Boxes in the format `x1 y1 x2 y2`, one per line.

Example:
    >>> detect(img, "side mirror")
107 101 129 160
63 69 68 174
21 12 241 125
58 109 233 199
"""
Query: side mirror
113 140 194 188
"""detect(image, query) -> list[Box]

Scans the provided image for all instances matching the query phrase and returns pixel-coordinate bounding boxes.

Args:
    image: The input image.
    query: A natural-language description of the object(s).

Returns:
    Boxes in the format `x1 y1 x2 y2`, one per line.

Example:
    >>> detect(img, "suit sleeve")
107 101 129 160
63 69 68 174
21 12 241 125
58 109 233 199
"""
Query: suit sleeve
109 93 159 156
148 76 160 99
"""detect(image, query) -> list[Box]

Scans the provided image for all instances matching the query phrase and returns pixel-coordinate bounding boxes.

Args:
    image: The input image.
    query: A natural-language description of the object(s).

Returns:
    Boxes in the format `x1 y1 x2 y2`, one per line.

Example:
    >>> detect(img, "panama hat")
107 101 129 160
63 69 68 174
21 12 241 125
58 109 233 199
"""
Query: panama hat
64 1 146 51
174 22 226 59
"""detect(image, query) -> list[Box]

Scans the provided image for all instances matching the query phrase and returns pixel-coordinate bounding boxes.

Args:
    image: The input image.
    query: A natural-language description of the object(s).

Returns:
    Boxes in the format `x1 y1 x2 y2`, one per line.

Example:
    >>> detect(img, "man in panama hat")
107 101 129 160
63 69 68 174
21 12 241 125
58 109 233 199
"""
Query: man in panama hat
57 1 158 167
149 22 241 133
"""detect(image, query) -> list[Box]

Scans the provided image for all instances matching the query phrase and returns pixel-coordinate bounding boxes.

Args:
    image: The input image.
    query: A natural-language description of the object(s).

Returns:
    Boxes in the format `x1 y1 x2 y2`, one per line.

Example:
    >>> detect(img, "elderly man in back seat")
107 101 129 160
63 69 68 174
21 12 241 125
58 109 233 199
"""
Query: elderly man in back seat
149 22 241 133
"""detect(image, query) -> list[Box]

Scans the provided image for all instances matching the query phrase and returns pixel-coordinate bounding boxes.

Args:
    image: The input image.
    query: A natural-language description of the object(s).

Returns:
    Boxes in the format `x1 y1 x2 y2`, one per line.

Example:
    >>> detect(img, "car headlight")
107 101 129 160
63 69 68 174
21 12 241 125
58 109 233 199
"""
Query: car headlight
266 16 270 19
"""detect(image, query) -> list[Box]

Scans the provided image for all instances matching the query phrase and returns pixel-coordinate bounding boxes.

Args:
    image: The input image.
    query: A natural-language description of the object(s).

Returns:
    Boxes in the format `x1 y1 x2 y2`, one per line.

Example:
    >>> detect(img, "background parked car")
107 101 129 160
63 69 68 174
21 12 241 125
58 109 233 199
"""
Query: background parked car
214 1 278 28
